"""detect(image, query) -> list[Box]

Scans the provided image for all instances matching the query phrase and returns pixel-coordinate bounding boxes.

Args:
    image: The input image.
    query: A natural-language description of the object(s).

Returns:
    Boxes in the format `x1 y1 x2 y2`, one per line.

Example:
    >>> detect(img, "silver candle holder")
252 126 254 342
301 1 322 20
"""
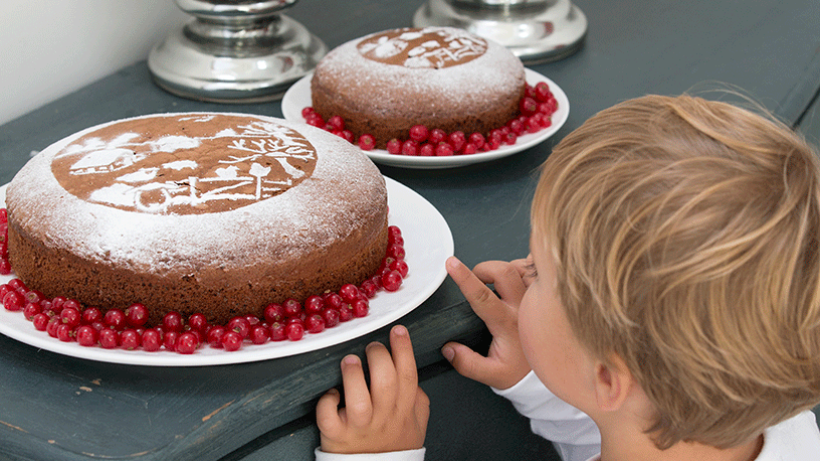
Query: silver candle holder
148 0 327 103
413 0 587 63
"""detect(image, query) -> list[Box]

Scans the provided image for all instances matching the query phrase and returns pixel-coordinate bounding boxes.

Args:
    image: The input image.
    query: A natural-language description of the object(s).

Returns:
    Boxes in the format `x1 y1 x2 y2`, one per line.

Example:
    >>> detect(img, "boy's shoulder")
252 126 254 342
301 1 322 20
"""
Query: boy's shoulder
757 411 820 460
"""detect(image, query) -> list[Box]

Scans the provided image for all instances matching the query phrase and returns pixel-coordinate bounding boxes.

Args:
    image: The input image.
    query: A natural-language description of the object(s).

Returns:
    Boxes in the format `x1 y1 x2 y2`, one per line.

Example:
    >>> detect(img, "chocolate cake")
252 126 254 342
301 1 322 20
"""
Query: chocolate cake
5 113 388 326
310 26 526 148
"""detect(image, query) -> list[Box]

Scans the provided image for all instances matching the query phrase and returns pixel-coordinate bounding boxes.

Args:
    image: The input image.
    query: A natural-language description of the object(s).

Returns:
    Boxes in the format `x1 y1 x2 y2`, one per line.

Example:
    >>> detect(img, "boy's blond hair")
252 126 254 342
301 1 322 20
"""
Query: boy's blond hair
532 94 820 449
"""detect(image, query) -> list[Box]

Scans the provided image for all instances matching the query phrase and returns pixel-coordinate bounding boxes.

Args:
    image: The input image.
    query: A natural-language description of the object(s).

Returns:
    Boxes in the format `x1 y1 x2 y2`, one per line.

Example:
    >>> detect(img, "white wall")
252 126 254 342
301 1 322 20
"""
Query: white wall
0 0 188 125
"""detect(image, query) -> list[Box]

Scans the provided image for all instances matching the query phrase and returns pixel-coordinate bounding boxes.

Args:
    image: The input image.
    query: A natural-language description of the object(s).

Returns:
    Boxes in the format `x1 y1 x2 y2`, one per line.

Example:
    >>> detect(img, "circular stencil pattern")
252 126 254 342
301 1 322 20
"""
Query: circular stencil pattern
51 114 317 215
357 27 487 69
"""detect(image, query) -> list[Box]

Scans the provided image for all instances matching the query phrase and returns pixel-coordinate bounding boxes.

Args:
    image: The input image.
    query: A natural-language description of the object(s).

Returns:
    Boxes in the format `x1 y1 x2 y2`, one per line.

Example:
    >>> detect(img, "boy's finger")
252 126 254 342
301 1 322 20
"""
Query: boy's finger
389 325 420 410
364 341 398 412
446 257 512 328
414 387 431 428
473 260 527 307
510 255 535 287
339 354 373 428
315 388 343 435
441 341 503 385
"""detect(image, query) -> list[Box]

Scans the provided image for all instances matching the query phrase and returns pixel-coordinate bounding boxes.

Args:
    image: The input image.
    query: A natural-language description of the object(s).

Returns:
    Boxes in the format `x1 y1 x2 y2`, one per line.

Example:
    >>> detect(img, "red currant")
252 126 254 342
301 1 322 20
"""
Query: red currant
409 124 429 142
162 311 184 332
428 128 447 144
8 279 27 293
419 143 435 156
98 328 120 349
352 299 369 318
283 299 302 317
76 325 98 347
250 325 270 344
269 322 287 341
503 131 517 145
24 290 45 304
534 81 552 102
176 332 199 354
327 115 345 131
323 292 344 310
264 303 285 324
359 280 378 298
306 114 324 128
227 316 251 339
82 307 103 324
339 284 360 303
358 134 376 151
321 308 340 328
125 303 148 328
46 318 60 337
32 313 49 331
386 244 405 260
401 140 418 156
142 328 163 352
338 305 355 322
207 325 226 348
304 295 325 314
388 225 402 240
525 116 540 133
163 330 179 351
23 302 42 320
3 291 24 311
62 299 81 311
221 331 243 351
188 313 208 332
120 329 141 350
285 322 304 341
381 270 403 292
60 306 81 328
301 106 316 118
448 131 466 152
435 143 454 157
469 132 485 149
104 309 126 330
56 323 75 342
386 139 402 155
389 259 409 278
305 314 326 334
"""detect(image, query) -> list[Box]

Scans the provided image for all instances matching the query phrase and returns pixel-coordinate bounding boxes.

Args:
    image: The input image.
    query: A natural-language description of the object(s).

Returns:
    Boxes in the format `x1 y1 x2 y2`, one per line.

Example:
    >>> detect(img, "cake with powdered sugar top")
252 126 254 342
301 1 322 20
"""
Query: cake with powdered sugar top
310 26 526 148
6 113 388 326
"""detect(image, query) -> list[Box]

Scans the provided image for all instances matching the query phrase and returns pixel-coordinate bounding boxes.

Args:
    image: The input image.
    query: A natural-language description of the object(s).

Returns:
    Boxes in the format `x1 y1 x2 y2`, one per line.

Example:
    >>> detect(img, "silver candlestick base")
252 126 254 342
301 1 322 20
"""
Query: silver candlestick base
413 0 587 64
148 0 327 103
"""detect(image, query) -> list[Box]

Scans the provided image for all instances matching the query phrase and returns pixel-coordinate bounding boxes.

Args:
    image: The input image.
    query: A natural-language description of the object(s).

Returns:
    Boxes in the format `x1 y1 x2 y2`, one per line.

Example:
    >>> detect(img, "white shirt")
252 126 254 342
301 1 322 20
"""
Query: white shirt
315 371 820 461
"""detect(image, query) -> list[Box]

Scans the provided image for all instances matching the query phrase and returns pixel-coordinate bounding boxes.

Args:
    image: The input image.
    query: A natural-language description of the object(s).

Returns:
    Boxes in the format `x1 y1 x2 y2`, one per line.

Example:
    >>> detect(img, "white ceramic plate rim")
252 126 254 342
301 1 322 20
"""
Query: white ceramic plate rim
0 177 454 366
281 68 570 169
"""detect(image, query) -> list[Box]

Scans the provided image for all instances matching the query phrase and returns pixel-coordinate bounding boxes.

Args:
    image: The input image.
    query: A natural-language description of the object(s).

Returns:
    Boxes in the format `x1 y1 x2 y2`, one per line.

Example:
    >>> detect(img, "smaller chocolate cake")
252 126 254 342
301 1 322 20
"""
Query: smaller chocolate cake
311 26 526 148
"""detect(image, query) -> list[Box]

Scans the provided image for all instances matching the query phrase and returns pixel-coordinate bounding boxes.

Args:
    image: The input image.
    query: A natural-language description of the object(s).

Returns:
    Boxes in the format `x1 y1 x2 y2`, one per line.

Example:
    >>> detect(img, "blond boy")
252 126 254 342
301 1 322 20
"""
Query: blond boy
314 95 820 461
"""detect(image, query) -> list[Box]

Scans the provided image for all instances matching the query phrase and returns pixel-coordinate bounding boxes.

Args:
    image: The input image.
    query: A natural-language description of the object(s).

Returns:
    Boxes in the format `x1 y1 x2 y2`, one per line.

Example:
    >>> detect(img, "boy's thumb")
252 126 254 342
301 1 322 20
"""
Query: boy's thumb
442 341 494 385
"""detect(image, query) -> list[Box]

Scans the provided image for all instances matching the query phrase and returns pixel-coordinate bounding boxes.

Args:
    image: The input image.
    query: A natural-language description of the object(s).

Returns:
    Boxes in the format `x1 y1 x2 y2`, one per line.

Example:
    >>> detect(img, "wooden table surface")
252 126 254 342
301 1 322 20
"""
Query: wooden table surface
0 1 818 460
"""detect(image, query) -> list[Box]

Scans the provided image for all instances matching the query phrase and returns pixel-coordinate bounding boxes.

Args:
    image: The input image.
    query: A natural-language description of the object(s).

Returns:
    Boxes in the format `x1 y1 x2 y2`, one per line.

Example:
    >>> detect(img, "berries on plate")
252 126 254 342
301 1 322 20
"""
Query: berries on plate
0 218 408 355
302 81 558 156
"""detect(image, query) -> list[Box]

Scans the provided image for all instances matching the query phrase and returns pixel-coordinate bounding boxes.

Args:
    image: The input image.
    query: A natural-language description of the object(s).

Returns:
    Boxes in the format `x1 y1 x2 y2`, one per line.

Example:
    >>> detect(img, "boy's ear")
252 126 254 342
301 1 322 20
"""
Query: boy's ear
593 353 633 412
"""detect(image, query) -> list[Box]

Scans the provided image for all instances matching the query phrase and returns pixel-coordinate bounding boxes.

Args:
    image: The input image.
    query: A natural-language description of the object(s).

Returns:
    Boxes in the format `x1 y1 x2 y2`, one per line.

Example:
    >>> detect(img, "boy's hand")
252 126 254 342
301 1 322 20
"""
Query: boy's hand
316 325 430 454
442 256 532 390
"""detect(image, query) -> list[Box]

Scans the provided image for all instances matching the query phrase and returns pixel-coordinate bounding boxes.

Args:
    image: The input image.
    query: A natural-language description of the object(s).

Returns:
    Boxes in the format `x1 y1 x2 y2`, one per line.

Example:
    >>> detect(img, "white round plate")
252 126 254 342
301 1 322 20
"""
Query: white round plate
281 68 570 169
0 177 453 366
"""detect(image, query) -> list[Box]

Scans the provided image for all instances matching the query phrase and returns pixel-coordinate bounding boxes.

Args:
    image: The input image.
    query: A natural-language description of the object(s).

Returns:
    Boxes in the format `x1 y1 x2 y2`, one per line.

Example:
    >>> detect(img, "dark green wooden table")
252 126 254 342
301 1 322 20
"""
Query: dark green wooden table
0 1 818 460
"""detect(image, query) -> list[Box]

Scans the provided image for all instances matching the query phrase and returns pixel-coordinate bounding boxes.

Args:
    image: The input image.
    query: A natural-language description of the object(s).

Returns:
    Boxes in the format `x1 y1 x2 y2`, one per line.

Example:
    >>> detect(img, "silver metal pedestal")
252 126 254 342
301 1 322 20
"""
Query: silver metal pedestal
413 0 587 64
148 0 327 103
